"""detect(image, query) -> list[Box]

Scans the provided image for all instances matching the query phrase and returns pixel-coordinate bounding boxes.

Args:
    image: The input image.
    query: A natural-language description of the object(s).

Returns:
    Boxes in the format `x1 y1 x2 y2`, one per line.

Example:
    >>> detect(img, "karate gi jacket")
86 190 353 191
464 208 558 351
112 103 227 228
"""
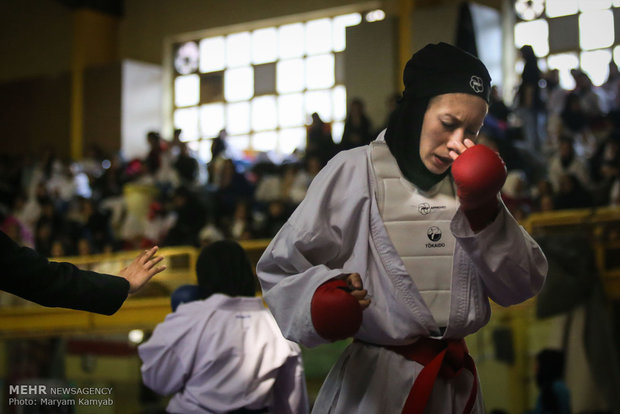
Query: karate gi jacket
257 138 548 413
139 294 309 414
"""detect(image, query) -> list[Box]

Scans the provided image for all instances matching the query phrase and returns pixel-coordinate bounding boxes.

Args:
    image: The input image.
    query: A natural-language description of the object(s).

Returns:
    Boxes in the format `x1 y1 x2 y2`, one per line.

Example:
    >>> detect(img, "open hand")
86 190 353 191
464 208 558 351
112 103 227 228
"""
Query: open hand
119 246 166 294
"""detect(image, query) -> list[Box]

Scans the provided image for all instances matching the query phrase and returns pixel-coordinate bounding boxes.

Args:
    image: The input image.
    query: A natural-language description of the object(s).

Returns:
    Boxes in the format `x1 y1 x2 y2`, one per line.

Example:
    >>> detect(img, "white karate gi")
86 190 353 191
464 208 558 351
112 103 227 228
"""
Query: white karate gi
257 134 547 413
138 294 309 414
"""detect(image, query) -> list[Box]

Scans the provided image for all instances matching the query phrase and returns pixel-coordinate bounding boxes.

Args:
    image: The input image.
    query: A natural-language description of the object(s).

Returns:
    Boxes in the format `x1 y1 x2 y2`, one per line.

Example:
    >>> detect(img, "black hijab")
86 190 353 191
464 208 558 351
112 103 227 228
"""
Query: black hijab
384 42 491 191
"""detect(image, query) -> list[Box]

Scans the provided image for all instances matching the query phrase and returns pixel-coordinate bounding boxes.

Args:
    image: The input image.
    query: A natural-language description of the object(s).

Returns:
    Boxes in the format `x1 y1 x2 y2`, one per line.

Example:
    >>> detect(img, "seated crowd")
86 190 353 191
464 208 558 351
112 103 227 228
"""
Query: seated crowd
1 63 620 259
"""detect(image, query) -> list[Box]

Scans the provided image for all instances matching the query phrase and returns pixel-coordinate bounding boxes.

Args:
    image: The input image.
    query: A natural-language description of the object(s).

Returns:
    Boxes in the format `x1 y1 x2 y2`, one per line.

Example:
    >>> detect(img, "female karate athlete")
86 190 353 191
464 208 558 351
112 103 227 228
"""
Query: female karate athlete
257 42 547 413
139 240 308 414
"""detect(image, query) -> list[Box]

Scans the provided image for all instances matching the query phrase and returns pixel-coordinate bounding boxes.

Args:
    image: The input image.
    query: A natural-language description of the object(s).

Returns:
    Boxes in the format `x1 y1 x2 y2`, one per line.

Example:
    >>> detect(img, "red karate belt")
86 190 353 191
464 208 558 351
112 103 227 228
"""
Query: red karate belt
386 337 478 414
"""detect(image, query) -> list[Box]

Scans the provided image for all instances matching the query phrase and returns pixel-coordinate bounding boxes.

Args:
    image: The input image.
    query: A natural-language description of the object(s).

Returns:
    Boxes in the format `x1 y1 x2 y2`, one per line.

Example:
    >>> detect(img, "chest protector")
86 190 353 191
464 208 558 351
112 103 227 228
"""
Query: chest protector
370 141 458 327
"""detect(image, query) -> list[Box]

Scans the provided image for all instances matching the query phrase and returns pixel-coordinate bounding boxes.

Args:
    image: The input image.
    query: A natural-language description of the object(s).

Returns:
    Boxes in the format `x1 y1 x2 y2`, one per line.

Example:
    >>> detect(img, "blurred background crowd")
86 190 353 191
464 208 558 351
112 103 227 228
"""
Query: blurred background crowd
2 53 620 260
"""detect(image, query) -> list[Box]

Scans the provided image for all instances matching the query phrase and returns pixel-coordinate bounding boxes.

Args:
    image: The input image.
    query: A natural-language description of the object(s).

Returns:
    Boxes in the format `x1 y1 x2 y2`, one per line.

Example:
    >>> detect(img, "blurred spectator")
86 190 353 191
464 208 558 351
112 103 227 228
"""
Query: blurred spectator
145 131 163 175
543 69 568 151
589 131 620 206
560 93 597 158
213 159 254 222
532 349 571 414
164 186 208 247
501 170 533 221
340 98 373 150
374 92 400 136
142 201 174 247
602 61 620 113
229 199 255 240
515 45 545 153
11 192 40 240
489 85 510 125
306 112 336 166
548 135 591 193
93 154 126 200
77 197 113 253
571 68 606 120
253 161 282 204
288 156 321 205
532 178 556 212
173 142 199 187
207 129 230 187
554 174 592 210
256 200 290 239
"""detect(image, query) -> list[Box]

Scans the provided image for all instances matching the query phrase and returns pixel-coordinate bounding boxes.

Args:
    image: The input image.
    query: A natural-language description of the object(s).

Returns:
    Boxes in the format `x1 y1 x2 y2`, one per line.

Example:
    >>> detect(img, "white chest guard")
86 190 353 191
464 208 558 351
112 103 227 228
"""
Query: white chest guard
370 140 458 327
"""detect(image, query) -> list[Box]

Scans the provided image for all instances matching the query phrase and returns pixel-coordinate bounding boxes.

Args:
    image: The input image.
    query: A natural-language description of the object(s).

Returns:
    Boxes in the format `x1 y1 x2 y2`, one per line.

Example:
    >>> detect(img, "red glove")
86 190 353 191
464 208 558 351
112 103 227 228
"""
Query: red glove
451 145 507 232
311 279 363 341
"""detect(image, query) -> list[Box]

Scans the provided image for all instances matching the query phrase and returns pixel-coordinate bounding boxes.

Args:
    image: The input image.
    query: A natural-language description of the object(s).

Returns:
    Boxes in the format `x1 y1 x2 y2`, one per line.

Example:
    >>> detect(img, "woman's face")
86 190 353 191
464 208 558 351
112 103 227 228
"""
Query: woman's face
419 93 488 174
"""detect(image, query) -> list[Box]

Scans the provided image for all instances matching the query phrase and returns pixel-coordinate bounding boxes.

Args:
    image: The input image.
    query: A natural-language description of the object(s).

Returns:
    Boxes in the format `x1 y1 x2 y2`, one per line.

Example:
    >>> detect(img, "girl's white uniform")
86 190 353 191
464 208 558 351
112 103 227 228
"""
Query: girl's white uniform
257 133 547 413
138 294 309 414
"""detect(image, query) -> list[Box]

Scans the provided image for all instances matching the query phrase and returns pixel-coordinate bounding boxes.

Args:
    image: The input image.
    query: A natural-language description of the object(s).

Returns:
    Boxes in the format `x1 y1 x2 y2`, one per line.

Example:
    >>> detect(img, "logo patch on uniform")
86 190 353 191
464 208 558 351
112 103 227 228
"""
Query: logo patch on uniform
427 226 442 242
426 226 445 248
418 203 447 215
470 75 484 93
418 203 431 215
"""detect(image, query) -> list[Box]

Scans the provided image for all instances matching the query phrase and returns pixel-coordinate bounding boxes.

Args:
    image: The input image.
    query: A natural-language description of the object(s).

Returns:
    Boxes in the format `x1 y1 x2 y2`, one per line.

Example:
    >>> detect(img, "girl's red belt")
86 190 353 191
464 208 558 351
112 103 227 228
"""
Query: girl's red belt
358 337 478 414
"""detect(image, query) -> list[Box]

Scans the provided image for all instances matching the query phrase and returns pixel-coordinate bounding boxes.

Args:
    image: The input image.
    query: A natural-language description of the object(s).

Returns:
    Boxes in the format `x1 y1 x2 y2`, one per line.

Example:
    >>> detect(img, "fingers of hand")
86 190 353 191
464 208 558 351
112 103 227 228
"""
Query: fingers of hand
464 138 476 148
346 273 363 290
450 140 476 161
145 255 165 270
350 288 371 309
149 264 167 276
139 246 159 264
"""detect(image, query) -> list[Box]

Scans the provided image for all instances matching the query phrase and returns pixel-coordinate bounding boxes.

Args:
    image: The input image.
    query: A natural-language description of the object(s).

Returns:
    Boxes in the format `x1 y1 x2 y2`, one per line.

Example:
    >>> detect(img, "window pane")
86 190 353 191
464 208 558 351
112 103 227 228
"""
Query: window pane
252 95 278 131
581 49 612 86
226 102 250 135
252 131 278 152
305 18 333 55
514 20 549 57
200 72 224 103
228 135 250 153
279 127 306 154
199 140 213 163
305 54 335 90
332 86 346 121
199 37 226 73
254 63 276 95
252 27 278 64
305 90 332 122
226 32 251 67
277 59 305 93
278 93 304 127
332 121 344 144
224 67 254 101
547 53 579 89
174 42 199 75
200 103 225 138
174 107 199 141
279 23 304 59
546 0 579 17
175 75 200 107
579 0 611 11
579 10 614 50
333 13 362 52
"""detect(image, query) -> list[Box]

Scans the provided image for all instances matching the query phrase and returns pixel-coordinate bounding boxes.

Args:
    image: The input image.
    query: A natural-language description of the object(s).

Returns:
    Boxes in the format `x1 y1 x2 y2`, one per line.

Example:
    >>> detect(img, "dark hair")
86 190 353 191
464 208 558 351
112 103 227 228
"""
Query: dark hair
536 349 565 411
195 240 255 298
